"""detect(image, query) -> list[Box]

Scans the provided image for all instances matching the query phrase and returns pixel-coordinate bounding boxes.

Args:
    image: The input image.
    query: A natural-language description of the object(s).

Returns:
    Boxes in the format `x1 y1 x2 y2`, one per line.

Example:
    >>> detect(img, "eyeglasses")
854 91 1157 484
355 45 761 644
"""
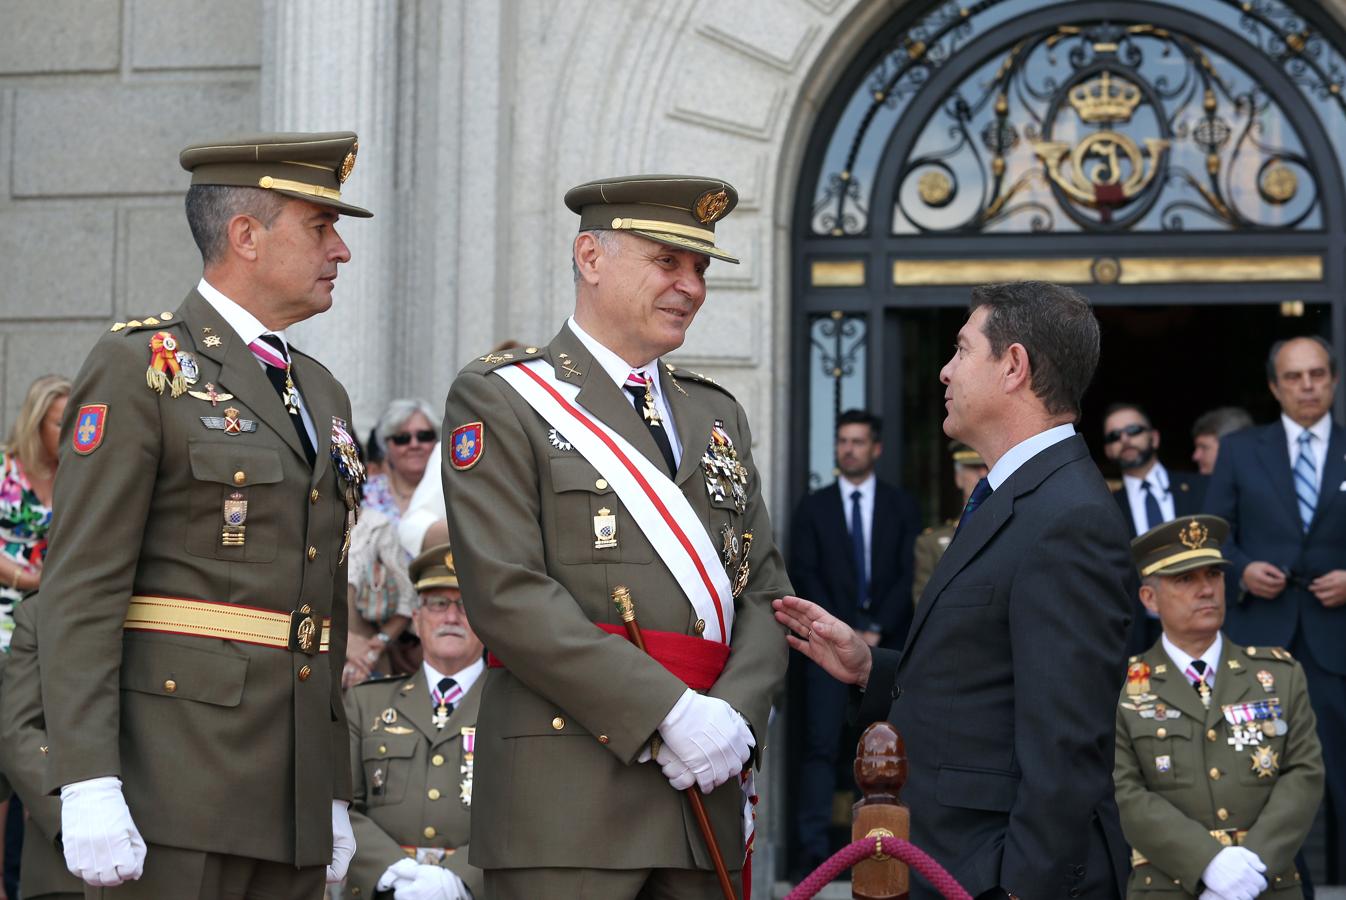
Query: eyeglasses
421 595 464 613
1103 423 1149 444
388 429 437 446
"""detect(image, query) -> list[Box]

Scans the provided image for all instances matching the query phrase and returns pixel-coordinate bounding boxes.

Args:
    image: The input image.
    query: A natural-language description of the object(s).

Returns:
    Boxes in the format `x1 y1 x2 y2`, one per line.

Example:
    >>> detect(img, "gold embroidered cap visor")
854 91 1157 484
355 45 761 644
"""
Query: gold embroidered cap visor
179 131 373 218
1132 514 1232 577
410 542 459 593
564 175 740 264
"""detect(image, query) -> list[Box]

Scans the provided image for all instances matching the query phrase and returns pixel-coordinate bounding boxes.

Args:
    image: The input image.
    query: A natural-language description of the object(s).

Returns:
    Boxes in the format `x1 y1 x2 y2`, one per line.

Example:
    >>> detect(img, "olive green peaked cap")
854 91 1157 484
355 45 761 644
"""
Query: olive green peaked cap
410 543 459 593
180 131 373 218
1131 514 1232 577
564 174 740 263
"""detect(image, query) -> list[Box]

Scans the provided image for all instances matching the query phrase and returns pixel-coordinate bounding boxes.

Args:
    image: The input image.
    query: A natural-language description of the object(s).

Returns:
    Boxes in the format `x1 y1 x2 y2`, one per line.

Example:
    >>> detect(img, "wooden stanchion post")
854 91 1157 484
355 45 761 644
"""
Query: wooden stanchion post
850 722 910 900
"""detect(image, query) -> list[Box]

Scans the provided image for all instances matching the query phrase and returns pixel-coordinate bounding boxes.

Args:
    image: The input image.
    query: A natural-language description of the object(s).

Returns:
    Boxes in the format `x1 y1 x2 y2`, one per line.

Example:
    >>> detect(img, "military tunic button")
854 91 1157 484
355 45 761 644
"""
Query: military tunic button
428 788 441 800
298 665 312 681
1209 767 1221 780
432 754 445 766
526 347 538 354
307 546 318 561
423 826 436 839
233 471 246 485
1217 807 1229 821
300 604 312 614
310 489 320 504
1247 647 1258 655
552 716 565 730
598 734 609 744
595 479 608 490
163 679 177 694
379 744 388 755
161 312 174 320
1207 729 1218 742
1156 727 1167 739
694 618 706 635
1145 877 1152 886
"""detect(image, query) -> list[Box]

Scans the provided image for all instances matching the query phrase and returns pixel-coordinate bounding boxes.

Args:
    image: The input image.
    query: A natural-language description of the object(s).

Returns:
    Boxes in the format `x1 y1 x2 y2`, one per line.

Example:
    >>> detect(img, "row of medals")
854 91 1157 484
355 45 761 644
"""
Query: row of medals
1126 677 1285 778
368 705 474 809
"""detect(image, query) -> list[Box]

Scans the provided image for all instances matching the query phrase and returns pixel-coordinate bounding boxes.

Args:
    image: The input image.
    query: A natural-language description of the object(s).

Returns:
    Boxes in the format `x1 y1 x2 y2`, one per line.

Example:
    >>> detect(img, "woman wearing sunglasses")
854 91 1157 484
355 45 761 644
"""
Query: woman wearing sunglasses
365 398 441 520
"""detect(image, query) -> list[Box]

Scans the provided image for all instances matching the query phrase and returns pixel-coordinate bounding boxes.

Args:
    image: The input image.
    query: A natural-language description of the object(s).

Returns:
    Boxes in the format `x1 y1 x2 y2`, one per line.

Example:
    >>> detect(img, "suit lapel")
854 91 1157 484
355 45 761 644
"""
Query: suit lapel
661 366 714 487
393 668 437 742
1147 644 1207 725
1115 488 1137 538
1310 424 1346 530
290 350 333 483
1208 642 1252 729
432 674 483 750
1253 423 1300 528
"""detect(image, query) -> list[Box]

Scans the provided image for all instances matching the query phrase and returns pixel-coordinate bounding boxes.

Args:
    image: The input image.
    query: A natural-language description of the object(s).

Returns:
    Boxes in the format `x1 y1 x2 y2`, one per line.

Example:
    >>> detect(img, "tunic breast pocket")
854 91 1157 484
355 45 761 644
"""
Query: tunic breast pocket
363 734 418 806
548 456 653 565
1134 718 1196 789
185 441 285 563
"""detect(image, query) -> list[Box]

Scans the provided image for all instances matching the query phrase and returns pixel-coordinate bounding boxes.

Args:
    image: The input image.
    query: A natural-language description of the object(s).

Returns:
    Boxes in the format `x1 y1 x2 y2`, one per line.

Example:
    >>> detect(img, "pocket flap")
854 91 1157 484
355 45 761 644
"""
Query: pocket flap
121 637 248 707
549 456 611 495
363 735 419 761
935 764 1019 812
188 440 284 486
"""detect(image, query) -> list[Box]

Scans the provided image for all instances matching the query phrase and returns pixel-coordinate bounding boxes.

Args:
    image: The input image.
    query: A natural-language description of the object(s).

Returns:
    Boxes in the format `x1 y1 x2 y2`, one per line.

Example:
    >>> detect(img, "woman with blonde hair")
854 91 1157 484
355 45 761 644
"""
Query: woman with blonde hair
1 374 71 649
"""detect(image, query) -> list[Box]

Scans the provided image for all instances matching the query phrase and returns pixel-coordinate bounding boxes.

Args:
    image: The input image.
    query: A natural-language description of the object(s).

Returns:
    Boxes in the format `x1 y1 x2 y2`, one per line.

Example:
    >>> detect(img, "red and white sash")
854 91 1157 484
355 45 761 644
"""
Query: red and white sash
495 359 735 644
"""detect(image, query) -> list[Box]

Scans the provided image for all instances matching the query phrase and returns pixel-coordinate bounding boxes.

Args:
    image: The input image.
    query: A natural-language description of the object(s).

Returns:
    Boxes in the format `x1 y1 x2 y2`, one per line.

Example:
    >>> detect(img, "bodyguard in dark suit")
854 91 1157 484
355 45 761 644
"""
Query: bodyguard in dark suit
789 408 921 871
1102 402 1207 655
777 282 1133 899
1203 335 1346 880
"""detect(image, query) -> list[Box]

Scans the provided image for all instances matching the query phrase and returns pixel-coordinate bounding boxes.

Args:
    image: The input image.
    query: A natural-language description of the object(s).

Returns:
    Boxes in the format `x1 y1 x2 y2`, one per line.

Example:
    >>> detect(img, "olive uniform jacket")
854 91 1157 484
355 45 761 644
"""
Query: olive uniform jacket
910 521 954 604
0 597 85 898
36 290 354 866
441 325 790 872
1114 638 1323 898
345 669 485 899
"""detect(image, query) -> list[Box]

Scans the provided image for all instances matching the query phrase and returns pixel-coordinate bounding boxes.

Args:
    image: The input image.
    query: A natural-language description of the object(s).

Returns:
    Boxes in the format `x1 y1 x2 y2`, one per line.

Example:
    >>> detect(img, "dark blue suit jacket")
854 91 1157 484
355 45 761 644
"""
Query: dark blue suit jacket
1203 420 1346 675
789 479 921 648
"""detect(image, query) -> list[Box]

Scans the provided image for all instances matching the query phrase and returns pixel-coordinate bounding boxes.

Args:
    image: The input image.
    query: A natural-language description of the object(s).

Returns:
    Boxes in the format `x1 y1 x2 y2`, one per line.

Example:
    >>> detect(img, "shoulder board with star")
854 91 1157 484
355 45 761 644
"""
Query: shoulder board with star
664 364 735 399
459 345 544 376
1243 645 1294 663
109 311 182 334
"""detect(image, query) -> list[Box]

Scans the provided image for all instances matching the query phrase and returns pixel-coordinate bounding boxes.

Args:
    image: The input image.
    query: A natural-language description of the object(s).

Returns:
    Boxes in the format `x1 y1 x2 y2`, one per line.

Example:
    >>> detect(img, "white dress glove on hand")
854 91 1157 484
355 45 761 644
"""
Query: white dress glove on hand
327 799 357 883
393 863 471 900
378 857 422 891
657 690 755 794
59 776 147 886
656 737 696 791
1201 847 1267 900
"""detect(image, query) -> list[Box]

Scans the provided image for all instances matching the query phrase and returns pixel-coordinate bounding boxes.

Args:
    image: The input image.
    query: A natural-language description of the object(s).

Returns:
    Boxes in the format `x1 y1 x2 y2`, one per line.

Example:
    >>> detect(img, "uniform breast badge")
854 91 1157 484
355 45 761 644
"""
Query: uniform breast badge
201 407 258 435
370 767 385 796
203 334 223 349
1154 754 1172 773
72 404 107 455
732 531 754 598
280 366 302 416
330 416 367 514
450 422 484 471
460 727 476 807
1250 745 1280 778
380 708 399 726
1125 661 1155 703
593 508 618 549
222 491 247 547
721 524 740 570
145 331 189 397
1256 669 1275 692
188 383 234 406
700 420 748 514
548 428 573 452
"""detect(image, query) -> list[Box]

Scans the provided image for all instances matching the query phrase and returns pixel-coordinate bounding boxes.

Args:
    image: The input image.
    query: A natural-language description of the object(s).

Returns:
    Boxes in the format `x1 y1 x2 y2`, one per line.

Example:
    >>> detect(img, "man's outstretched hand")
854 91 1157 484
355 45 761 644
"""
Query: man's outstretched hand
773 595 873 688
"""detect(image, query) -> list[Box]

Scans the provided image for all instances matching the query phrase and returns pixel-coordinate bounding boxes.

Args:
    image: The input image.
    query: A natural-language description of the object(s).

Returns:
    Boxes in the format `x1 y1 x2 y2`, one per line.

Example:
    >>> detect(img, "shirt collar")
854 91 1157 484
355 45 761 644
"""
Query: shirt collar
1161 632 1223 683
986 423 1076 490
197 278 289 352
840 472 876 502
422 656 485 697
1123 460 1169 494
1282 412 1332 446
566 317 663 400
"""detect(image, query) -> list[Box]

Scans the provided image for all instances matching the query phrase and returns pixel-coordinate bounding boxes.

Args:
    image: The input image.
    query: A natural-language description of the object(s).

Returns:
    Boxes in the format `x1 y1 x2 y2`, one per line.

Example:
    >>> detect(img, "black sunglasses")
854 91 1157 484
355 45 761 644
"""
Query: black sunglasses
1103 423 1149 444
387 429 437 446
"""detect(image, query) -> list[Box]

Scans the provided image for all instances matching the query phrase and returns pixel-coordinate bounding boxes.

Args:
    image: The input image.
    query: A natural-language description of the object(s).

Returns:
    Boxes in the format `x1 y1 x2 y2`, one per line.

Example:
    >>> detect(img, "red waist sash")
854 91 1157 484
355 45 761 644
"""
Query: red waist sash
487 624 730 692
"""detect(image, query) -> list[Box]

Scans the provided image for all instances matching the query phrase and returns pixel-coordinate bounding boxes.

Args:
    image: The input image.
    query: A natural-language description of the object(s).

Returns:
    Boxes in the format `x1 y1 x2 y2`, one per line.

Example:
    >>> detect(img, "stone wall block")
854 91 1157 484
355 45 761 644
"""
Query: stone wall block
131 0 262 70
123 206 203 314
0 208 116 318
3 325 106 433
0 1 121 75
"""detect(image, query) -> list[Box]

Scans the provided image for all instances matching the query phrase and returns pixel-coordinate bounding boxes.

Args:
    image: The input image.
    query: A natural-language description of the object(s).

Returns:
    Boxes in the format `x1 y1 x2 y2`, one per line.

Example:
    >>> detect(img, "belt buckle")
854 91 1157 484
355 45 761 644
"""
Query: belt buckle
1211 829 1234 847
290 606 320 656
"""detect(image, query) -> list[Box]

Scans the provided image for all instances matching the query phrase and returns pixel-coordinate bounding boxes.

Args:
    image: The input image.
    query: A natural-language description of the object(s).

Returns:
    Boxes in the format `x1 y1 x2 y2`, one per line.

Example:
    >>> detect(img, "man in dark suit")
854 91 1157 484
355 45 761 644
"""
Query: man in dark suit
776 281 1133 899
789 408 921 873
1203 335 1346 881
1102 402 1206 655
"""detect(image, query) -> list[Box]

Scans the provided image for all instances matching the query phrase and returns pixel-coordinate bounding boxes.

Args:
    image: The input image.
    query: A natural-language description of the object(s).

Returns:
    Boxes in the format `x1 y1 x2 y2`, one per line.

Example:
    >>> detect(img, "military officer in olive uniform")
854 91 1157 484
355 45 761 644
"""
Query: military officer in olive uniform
442 176 790 899
1115 515 1324 900
0 595 84 899
35 133 371 897
911 443 987 603
346 545 484 900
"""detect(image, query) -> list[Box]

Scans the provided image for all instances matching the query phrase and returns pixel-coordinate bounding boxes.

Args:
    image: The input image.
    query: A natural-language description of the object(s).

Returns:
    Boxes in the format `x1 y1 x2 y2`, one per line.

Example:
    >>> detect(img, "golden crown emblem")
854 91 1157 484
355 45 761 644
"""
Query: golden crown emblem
1178 520 1209 550
1068 72 1142 123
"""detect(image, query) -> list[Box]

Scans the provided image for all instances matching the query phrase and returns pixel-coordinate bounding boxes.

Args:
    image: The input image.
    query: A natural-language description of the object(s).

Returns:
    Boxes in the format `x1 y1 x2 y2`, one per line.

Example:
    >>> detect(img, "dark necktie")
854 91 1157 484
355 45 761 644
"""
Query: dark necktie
1187 659 1212 709
954 477 992 539
623 372 676 477
431 677 462 729
249 334 316 467
850 489 869 612
1142 480 1164 532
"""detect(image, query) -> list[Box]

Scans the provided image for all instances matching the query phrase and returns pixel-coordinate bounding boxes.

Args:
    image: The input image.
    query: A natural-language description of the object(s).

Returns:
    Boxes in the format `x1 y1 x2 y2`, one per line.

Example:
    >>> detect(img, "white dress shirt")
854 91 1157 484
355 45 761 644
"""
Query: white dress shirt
567 317 683 467
839 472 876 581
986 423 1076 489
422 656 484 700
1282 412 1332 496
1122 461 1176 536
1161 632 1223 690
197 278 318 447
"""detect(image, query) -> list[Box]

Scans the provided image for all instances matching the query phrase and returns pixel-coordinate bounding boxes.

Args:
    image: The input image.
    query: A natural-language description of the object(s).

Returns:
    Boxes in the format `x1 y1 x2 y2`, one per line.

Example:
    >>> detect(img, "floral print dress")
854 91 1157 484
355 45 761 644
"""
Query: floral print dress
0 451 52 650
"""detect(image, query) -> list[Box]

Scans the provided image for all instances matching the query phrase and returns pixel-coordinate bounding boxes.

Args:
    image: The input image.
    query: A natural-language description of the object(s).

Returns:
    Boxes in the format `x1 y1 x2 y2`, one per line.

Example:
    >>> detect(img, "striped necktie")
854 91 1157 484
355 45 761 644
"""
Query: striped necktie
431 677 462 729
623 371 676 476
248 335 316 466
1294 431 1317 532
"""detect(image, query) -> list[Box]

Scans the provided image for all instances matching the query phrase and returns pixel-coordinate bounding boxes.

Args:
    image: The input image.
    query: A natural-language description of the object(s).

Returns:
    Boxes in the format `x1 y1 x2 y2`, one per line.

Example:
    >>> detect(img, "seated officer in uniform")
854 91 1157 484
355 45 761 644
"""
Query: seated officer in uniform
345 544 484 900
0 594 83 900
1115 515 1324 900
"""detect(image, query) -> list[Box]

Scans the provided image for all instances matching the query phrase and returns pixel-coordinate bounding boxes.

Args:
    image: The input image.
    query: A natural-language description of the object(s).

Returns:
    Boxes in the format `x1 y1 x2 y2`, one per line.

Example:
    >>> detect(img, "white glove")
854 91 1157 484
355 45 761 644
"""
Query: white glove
655 737 696 791
1201 847 1267 900
392 863 471 900
378 857 422 891
327 799 357 883
657 690 754 794
59 776 146 886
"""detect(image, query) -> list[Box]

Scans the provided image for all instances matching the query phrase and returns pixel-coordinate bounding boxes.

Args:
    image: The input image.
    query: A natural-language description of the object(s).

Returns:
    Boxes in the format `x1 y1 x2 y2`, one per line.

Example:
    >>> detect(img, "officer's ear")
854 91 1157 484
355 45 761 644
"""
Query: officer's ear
225 213 262 263
573 233 603 287
1138 578 1160 616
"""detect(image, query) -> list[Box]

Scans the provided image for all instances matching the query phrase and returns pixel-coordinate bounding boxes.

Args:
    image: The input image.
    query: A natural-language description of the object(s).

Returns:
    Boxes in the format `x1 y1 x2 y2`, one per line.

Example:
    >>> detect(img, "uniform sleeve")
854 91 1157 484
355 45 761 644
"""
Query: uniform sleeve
707 401 791 741
1242 661 1325 873
1113 701 1224 890
329 395 356 803
0 600 62 841
343 687 408 898
442 370 687 764
38 335 162 792
912 534 937 605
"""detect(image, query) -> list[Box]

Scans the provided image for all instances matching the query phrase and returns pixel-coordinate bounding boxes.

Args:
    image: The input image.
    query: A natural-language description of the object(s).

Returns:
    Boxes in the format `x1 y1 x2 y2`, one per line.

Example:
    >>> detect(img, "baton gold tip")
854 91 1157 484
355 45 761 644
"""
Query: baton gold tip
612 585 636 622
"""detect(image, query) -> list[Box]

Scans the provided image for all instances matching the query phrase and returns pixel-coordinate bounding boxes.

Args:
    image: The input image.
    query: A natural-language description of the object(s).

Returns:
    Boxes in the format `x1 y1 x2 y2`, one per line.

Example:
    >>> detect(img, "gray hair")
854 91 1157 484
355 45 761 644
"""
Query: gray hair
1265 335 1338 383
1191 406 1253 440
373 398 442 454
185 184 286 265
572 229 623 283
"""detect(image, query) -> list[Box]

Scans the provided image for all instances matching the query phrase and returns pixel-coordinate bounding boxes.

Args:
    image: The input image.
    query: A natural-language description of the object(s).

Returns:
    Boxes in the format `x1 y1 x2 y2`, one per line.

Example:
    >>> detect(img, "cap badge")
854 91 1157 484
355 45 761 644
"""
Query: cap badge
443 550 454 570
338 139 358 184
1179 520 1209 549
694 188 730 224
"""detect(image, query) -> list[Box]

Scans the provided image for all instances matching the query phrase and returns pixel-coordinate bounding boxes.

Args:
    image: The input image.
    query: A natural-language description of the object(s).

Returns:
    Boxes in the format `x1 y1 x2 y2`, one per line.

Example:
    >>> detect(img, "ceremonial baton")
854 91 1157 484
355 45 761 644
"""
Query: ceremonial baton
612 585 737 900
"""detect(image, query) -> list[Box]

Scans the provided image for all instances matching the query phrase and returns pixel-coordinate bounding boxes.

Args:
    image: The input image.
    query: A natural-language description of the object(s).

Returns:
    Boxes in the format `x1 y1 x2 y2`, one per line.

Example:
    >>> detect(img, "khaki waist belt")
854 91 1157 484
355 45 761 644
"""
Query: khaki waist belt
1131 829 1249 868
125 595 331 655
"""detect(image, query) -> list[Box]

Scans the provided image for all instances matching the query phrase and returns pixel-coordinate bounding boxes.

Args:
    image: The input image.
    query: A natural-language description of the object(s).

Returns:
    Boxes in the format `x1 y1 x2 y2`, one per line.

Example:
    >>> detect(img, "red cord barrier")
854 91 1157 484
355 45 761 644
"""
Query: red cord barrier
785 836 972 900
